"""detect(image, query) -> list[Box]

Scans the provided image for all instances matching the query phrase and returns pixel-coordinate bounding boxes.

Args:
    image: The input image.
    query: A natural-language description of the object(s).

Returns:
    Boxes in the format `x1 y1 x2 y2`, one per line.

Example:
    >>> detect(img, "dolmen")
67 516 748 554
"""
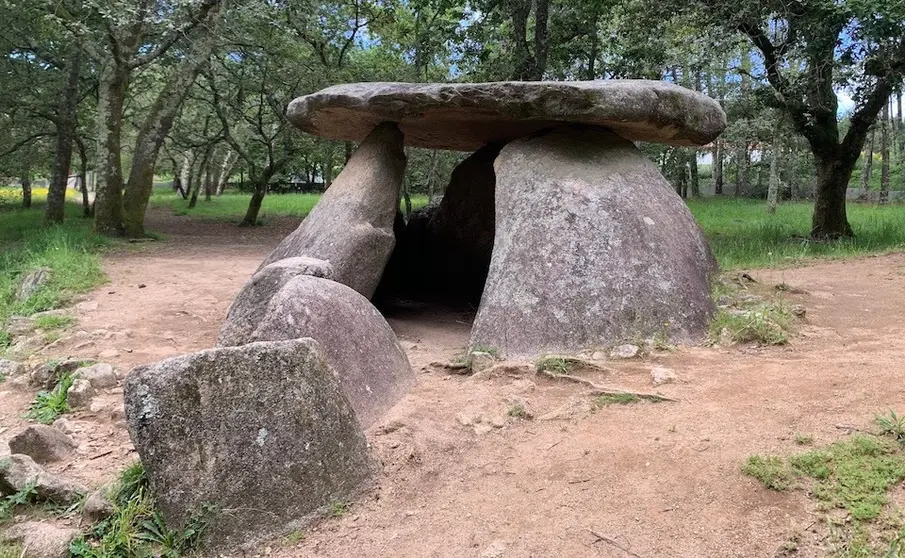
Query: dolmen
122 79 726 551
283 80 725 356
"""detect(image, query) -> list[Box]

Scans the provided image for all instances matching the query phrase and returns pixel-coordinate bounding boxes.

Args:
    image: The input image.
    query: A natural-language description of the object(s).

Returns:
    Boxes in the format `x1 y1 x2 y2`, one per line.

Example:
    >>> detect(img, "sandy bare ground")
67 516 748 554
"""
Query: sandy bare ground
2 207 905 557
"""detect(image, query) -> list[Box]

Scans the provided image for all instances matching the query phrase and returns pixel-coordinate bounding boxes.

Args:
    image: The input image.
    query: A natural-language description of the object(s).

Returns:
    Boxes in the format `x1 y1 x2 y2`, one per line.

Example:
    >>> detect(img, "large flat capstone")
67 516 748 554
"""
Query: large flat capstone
123 339 375 549
288 80 726 150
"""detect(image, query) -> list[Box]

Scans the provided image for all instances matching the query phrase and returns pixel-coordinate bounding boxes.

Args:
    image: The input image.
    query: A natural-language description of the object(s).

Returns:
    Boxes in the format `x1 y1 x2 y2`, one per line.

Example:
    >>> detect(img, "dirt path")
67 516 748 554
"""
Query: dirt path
3 208 905 557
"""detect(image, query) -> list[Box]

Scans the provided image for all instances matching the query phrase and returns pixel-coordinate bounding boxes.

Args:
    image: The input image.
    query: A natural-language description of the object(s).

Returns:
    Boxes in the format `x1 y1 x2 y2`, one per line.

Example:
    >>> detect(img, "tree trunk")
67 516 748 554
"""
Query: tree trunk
879 102 890 205
324 152 334 190
178 151 193 200
767 123 781 214
121 15 219 237
811 152 857 238
712 139 723 195
21 173 32 209
188 148 209 209
241 181 267 226
215 150 236 195
93 62 129 236
585 14 598 80
46 48 82 224
76 136 91 217
860 128 874 200
689 150 700 197
530 0 550 80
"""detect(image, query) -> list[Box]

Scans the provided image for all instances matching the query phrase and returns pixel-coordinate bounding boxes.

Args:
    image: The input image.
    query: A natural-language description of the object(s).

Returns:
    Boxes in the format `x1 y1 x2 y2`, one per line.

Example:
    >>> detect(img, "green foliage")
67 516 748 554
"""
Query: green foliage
535 356 572 374
745 427 905 555
507 404 532 420
875 411 905 445
788 436 905 521
794 433 814 446
70 461 213 558
594 393 642 406
742 455 794 490
0 203 108 323
34 314 74 330
0 542 23 558
0 478 38 525
328 500 350 518
710 302 793 345
26 373 74 424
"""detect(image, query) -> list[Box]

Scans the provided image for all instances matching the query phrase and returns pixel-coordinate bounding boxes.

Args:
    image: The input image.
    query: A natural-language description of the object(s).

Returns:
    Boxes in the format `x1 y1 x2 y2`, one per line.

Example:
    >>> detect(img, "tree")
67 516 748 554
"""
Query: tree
658 0 905 238
49 0 223 235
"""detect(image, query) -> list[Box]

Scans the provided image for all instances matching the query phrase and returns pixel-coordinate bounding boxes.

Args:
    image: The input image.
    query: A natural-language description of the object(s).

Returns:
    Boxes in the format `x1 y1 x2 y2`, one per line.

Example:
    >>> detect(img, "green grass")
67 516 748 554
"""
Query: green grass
687 198 905 269
26 373 74 424
0 542 23 558
744 424 905 556
594 393 642 406
743 455 795 490
709 298 795 345
0 202 109 327
149 190 431 223
535 356 573 374
0 475 38 525
34 314 74 330
69 461 213 558
507 403 532 419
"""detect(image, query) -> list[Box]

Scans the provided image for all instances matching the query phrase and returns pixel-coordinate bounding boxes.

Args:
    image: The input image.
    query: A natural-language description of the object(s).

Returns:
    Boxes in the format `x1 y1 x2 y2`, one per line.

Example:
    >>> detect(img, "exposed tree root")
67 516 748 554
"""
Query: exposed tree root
537 369 679 403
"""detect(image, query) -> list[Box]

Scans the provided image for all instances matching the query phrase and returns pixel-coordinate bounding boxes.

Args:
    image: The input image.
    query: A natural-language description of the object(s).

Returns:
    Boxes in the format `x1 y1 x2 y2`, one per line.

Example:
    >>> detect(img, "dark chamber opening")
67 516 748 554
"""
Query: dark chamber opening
373 143 502 314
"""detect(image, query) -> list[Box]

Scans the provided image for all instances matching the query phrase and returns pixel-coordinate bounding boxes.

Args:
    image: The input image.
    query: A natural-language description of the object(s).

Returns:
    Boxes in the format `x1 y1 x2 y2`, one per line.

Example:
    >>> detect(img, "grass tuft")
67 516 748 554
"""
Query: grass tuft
535 356 572 374
70 461 213 558
875 410 905 445
507 404 532 420
742 455 794 490
594 393 642 407
26 373 74 424
0 201 108 326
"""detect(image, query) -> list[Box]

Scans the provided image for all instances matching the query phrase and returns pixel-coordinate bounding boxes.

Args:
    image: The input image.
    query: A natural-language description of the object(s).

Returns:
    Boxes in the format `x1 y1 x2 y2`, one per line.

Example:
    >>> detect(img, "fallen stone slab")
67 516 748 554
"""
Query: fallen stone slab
8 425 76 464
218 275 415 428
16 268 51 302
124 339 375 550
470 127 716 357
288 80 726 151
258 122 406 298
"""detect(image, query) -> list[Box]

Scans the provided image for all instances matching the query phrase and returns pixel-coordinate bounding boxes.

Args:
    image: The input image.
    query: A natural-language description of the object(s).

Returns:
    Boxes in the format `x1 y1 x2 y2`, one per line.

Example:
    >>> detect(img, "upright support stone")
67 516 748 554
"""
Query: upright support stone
260 122 406 299
470 127 717 358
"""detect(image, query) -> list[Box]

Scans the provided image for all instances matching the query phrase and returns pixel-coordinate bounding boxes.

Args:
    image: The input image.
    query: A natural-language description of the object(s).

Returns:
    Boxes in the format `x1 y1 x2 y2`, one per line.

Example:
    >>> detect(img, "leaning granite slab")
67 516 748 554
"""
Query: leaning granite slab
258 122 406 299
123 339 375 550
288 80 726 150
218 274 415 429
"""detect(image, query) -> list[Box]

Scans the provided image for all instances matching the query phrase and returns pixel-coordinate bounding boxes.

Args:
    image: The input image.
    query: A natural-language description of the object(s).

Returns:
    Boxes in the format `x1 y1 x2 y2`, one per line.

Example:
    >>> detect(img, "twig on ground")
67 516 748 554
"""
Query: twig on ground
537 370 679 402
587 528 643 557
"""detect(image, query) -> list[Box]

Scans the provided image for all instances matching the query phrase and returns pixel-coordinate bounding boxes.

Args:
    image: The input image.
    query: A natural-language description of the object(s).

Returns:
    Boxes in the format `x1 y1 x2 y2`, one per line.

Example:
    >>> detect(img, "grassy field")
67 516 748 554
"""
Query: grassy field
0 191 109 331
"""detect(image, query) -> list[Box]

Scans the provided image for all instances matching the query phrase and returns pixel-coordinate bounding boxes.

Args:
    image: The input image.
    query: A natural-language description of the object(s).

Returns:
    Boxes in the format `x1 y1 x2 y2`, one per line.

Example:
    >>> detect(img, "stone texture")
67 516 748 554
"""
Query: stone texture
258 123 406 298
73 362 118 389
8 425 76 464
609 344 641 360
288 80 726 151
218 275 415 428
123 339 375 549
651 366 677 386
4 521 79 558
470 127 717 358
66 378 95 409
376 144 500 306
16 268 51 301
219 257 334 344
0 358 24 379
0 454 85 504
82 487 115 523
